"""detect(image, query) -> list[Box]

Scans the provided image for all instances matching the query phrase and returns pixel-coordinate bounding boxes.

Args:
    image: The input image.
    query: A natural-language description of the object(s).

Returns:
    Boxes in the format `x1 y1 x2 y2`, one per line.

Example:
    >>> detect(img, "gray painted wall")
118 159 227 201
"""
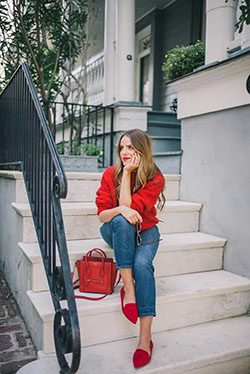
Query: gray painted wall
180 105 250 279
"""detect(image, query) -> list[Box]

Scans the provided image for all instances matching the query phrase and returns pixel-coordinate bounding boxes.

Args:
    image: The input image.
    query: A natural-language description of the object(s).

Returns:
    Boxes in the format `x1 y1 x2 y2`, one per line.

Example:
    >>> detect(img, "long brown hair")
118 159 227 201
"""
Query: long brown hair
115 129 166 211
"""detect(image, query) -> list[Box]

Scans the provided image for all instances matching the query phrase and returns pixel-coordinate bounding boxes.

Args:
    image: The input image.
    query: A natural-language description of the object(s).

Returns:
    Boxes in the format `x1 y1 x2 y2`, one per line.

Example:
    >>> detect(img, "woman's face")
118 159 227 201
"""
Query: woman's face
119 135 137 166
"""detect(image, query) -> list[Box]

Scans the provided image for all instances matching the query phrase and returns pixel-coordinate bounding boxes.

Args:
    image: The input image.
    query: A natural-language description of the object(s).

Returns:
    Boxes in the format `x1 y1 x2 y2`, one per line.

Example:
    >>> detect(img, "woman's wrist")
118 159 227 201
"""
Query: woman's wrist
122 168 131 177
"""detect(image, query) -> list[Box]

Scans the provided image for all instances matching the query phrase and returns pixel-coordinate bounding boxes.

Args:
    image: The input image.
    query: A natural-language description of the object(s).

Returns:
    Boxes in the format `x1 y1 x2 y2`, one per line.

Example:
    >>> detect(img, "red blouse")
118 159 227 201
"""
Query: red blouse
95 166 165 231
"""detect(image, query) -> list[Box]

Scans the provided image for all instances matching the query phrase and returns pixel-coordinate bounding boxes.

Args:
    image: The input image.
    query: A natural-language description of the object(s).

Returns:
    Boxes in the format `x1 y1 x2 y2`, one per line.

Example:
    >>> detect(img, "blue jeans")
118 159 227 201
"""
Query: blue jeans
100 215 160 317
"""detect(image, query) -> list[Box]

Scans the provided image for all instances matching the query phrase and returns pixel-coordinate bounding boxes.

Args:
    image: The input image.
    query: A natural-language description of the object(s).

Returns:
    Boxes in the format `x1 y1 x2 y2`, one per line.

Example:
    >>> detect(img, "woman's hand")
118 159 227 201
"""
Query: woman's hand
119 205 142 225
123 152 140 173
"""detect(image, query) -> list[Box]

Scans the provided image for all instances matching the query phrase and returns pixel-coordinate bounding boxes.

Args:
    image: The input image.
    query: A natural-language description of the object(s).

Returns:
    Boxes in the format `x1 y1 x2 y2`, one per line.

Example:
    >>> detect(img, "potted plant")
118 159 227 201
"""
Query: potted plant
57 141 101 172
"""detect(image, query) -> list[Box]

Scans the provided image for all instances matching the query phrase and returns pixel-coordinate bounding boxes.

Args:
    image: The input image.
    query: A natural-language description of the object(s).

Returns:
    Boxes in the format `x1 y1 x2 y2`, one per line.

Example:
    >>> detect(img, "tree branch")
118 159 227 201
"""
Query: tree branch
35 0 41 65
15 1 47 101
47 46 61 95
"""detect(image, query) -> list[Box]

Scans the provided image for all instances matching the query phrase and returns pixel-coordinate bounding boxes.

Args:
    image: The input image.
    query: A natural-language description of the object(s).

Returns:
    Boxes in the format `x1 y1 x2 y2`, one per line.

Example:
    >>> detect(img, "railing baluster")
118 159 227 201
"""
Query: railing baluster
41 135 44 246
87 106 90 143
45 145 48 259
95 107 98 146
62 103 65 154
48 155 52 275
102 107 106 168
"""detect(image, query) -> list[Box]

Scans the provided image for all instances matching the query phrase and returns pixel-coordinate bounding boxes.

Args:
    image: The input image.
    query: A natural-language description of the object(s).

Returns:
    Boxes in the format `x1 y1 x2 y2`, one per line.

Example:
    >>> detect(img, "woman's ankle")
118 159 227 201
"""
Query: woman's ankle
123 284 136 304
137 336 151 353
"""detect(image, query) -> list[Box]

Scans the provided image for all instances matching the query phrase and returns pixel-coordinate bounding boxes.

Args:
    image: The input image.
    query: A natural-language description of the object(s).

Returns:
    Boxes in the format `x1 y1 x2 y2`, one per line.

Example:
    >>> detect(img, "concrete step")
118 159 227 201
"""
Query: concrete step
25 270 250 354
17 315 250 374
12 200 202 243
147 110 181 124
0 171 181 203
151 136 181 152
19 232 226 292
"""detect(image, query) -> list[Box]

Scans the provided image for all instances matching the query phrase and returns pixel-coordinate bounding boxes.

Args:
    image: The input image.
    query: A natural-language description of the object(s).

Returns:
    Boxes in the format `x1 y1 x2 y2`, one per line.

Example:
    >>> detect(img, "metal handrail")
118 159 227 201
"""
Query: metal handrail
0 62 81 373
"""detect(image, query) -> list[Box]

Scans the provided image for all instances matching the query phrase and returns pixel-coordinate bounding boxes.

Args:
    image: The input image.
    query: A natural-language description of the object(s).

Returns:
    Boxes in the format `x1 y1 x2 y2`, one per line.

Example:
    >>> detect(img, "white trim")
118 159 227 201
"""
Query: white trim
135 25 151 104
169 55 250 119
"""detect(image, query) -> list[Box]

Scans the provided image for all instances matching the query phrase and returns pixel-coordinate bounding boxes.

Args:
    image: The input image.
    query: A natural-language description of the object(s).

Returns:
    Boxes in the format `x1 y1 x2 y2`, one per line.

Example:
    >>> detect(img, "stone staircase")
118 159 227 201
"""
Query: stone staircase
147 111 182 174
1 170 250 373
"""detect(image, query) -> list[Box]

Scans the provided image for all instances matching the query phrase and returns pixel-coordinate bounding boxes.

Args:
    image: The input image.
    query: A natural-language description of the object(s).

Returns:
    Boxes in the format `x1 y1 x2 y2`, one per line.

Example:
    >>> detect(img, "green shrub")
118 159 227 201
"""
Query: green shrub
162 40 205 82
56 140 102 157
82 143 101 156
56 140 69 155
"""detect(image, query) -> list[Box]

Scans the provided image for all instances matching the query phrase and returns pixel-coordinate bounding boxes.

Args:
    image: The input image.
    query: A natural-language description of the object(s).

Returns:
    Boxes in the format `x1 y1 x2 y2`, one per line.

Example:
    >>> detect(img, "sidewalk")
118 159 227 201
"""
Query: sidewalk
0 271 37 374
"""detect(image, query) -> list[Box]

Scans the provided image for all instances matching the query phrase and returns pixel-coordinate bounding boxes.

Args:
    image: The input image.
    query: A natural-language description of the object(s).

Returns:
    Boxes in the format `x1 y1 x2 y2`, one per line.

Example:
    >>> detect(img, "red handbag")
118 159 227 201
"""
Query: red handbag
72 248 121 300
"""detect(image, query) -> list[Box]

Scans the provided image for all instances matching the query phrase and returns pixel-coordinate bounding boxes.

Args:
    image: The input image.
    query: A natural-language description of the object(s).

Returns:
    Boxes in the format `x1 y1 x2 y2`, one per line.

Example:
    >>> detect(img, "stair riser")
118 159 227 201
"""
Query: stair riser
16 177 180 203
152 139 181 152
25 247 223 292
155 247 223 277
21 211 200 242
148 126 181 137
148 112 180 123
154 154 181 174
39 290 250 354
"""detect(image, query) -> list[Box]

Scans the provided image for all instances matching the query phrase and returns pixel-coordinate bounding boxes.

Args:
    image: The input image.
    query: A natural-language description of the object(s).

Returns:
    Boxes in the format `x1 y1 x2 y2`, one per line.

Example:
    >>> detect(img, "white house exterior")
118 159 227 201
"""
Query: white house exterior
1 1 250 373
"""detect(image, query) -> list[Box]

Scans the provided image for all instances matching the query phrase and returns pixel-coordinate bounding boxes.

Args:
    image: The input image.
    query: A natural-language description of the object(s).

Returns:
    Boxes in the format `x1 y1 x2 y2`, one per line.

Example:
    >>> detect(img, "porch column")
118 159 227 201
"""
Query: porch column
103 0 136 105
103 0 116 106
205 0 237 64
115 0 135 102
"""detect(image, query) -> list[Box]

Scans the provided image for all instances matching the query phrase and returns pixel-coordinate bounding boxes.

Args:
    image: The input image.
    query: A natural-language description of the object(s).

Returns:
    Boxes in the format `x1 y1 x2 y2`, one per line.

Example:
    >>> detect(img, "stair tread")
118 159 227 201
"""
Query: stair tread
12 200 202 217
150 135 181 140
20 232 227 264
153 151 183 156
27 270 250 321
17 315 250 374
148 120 181 126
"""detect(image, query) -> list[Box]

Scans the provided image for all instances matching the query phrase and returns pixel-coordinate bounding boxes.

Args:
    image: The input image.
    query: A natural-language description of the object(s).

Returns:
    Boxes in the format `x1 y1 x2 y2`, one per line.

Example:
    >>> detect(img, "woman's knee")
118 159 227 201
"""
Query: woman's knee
111 214 133 230
100 222 113 247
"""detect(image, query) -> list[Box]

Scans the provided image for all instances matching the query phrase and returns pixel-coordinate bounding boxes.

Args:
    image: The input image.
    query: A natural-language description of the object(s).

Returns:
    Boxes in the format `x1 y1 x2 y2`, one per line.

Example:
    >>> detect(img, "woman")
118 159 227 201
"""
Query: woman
95 128 165 368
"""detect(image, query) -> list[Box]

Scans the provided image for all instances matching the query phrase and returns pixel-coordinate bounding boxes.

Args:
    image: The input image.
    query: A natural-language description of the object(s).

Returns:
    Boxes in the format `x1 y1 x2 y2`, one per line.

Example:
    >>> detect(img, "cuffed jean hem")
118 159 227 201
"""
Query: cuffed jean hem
138 312 156 317
138 307 156 318
116 264 134 270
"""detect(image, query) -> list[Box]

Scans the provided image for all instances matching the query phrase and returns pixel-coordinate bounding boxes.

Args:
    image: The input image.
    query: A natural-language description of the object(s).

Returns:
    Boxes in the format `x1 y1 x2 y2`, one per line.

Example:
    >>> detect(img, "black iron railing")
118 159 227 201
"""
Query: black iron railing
0 63 80 373
45 101 114 168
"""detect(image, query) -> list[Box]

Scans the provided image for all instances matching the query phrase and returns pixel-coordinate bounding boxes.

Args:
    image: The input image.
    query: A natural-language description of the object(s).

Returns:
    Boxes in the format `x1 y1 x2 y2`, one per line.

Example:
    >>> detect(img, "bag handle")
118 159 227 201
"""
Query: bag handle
84 248 105 276
87 248 107 258
71 249 107 282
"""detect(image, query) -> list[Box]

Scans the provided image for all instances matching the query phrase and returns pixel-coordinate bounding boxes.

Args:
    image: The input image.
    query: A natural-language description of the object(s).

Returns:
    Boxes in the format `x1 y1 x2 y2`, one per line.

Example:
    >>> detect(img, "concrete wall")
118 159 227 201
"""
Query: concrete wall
180 105 250 278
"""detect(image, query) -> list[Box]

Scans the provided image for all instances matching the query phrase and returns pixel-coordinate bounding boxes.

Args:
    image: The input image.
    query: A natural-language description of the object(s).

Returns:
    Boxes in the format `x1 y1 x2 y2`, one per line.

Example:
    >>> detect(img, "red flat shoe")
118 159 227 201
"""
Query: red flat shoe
133 340 153 368
120 286 138 324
